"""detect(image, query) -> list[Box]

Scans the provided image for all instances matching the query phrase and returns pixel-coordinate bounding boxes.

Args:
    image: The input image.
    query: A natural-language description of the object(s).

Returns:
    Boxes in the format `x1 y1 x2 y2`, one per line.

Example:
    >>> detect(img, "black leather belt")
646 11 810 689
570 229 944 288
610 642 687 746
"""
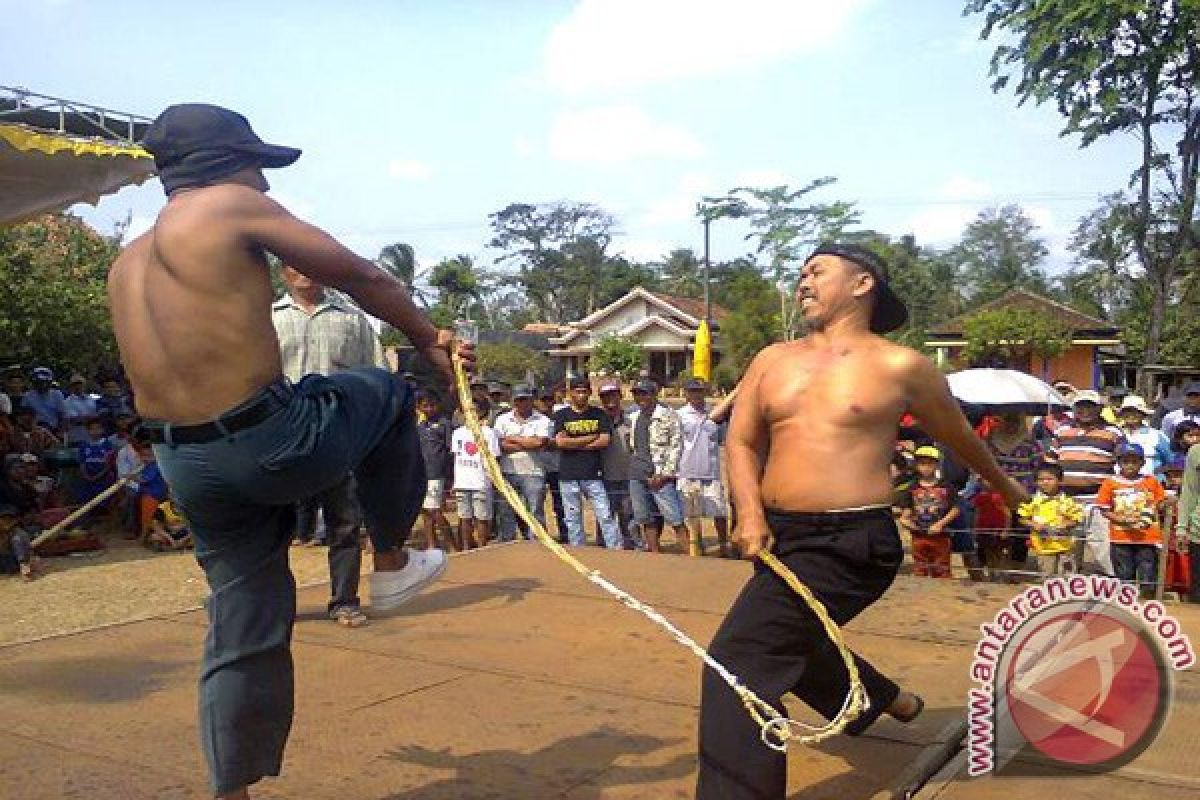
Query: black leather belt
141 378 293 445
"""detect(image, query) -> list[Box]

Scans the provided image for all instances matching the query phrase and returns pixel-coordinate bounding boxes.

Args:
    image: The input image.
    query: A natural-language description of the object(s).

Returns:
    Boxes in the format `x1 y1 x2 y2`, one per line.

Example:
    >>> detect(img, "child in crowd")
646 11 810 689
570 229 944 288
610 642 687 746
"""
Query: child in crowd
1171 420 1200 459
77 419 116 516
114 426 145 537
145 497 193 552
416 391 454 551
134 441 170 540
1097 443 1167 595
1162 455 1191 597
898 446 960 579
1019 463 1083 576
451 419 499 550
0 503 38 580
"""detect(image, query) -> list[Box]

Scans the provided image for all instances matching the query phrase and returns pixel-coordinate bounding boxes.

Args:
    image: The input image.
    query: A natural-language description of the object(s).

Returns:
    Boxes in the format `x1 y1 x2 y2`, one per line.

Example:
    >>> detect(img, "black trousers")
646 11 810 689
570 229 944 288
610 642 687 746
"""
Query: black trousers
697 508 904 800
295 474 363 613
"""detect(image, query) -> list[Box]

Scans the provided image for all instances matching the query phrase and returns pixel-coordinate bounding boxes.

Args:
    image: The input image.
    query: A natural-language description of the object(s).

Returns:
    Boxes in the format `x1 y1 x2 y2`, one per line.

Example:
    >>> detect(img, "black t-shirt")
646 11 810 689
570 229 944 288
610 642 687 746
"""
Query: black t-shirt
554 405 612 481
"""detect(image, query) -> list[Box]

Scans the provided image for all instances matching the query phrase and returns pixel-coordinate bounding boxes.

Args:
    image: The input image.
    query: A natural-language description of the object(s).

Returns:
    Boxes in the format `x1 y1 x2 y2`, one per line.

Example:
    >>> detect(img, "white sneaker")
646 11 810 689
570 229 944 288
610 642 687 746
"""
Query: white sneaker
369 548 447 612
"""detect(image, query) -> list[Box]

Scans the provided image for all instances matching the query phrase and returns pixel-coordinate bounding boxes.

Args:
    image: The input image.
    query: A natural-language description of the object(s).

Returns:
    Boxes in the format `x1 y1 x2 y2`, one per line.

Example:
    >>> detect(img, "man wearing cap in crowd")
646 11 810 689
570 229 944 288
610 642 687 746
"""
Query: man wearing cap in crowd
1162 381 1200 441
627 379 693 554
677 378 732 557
22 367 67 436
1050 389 1126 574
552 376 622 548
698 242 1025 798
488 381 512 425
272 263 389 626
493 384 553 541
63 374 99 446
597 379 644 549
113 102 472 798
534 385 570 541
1116 394 1171 478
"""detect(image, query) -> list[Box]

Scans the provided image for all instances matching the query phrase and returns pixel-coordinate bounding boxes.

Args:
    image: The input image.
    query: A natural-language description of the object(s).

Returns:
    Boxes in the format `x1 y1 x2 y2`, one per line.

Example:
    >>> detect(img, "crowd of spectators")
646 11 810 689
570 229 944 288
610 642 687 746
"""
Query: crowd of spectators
0 365 189 580
893 381 1200 600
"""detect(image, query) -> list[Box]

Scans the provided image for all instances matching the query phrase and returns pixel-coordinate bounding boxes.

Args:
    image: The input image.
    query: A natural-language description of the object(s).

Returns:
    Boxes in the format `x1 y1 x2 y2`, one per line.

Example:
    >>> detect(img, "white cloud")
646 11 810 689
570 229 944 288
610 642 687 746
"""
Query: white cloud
387 159 433 181
641 172 715 226
512 135 535 158
906 206 978 244
544 0 868 93
733 169 791 188
548 105 704 162
938 175 992 200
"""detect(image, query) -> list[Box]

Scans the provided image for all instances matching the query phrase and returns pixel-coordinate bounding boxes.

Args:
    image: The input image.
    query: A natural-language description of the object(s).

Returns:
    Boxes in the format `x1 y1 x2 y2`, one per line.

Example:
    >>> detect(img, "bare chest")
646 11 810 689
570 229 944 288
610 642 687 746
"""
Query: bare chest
759 347 906 429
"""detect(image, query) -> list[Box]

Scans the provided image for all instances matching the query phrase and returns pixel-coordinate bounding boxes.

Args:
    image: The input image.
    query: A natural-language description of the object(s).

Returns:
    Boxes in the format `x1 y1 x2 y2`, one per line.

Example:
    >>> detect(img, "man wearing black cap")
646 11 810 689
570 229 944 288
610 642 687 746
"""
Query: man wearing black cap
697 243 1026 799
110 103 473 799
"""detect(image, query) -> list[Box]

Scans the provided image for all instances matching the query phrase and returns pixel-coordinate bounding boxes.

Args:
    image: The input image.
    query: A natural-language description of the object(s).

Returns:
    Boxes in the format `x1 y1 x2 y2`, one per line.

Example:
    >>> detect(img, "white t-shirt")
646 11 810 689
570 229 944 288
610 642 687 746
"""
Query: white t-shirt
452 425 500 492
493 409 553 476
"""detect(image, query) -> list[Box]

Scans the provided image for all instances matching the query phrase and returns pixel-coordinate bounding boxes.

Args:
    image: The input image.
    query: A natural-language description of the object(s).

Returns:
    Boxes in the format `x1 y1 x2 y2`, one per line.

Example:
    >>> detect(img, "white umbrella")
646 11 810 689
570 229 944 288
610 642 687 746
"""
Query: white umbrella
945 368 1069 414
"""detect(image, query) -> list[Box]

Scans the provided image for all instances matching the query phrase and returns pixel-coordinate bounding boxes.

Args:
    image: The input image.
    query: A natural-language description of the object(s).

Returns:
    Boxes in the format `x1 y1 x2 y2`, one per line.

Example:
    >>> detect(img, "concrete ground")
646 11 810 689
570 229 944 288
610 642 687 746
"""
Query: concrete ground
0 543 1195 799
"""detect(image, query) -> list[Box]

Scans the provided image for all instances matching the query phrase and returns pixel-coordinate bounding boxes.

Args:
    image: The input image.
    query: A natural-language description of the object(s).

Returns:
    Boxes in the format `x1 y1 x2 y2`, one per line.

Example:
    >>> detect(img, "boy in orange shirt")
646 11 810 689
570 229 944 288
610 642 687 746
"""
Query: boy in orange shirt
1097 443 1166 595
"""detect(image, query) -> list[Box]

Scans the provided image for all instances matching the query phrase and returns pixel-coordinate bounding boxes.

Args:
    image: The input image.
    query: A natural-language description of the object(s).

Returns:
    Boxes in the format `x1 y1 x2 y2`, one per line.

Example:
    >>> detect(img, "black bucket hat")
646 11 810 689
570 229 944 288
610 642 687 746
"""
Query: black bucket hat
142 103 301 194
807 243 909 334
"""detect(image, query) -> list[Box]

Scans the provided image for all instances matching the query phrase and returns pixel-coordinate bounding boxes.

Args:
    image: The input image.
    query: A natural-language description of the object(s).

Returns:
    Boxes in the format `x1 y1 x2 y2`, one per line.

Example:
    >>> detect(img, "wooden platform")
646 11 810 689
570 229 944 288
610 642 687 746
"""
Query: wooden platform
0 543 1195 799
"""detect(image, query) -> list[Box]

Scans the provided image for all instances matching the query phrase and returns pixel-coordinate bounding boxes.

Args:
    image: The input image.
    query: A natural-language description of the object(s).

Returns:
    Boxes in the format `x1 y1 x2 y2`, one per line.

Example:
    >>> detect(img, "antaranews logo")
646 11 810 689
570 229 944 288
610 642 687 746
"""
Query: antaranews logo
967 575 1194 777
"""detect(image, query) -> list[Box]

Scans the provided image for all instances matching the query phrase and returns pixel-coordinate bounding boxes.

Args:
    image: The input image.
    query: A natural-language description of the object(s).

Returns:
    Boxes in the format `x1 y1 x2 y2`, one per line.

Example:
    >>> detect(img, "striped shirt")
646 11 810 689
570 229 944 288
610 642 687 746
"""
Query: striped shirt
1053 424 1125 502
271 294 386 381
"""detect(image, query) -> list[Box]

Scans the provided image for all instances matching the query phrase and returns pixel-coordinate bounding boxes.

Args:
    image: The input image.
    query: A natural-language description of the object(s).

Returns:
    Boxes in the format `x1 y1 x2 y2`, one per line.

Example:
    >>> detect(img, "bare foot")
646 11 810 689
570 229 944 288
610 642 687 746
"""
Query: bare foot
887 691 924 723
216 789 249 800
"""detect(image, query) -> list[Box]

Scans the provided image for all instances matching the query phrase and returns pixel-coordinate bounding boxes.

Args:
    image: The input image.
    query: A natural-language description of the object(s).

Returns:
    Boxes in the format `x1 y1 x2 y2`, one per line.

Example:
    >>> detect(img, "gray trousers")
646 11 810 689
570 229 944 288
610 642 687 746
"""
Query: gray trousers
152 369 423 795
295 474 363 613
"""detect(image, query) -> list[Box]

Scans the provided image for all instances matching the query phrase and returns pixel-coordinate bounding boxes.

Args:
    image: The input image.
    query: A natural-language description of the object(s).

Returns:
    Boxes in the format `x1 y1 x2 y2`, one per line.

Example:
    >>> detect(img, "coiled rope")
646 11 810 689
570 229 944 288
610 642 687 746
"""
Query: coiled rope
451 354 868 749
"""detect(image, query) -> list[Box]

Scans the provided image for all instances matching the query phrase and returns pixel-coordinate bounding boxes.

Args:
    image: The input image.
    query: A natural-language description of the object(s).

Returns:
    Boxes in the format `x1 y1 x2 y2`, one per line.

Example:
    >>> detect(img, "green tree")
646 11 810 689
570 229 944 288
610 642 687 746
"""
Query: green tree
0 214 121 376
952 205 1049 304
966 0 1200 392
1062 192 1137 318
711 263 781 377
588 335 645 379
708 178 860 339
962 307 1071 369
428 254 482 320
477 341 547 384
488 202 618 323
656 248 705 298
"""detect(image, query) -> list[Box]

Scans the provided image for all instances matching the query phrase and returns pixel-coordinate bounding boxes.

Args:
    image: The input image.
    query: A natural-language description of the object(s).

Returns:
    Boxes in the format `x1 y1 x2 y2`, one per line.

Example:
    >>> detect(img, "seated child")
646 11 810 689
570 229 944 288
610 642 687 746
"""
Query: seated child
897 446 960 579
0 503 39 580
1018 463 1083 576
1098 443 1167 595
145 498 192 551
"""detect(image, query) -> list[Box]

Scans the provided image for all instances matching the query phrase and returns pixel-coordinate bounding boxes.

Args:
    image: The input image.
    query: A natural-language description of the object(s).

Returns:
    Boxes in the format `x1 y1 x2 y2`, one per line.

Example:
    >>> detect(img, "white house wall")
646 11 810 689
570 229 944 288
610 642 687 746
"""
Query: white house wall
588 298 654 340
638 326 690 347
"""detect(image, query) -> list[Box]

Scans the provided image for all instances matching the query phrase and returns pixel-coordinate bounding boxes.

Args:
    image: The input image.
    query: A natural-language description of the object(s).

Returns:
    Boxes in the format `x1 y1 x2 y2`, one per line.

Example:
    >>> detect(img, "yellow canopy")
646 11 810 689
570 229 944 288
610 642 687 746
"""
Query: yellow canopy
693 319 712 382
0 123 155 226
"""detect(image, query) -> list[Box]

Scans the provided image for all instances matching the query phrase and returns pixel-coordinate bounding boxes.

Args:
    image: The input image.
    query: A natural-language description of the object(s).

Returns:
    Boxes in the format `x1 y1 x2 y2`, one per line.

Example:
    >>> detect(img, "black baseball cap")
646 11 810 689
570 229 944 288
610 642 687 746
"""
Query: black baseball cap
632 379 658 394
683 378 707 391
568 376 590 390
807 243 909 334
142 104 301 193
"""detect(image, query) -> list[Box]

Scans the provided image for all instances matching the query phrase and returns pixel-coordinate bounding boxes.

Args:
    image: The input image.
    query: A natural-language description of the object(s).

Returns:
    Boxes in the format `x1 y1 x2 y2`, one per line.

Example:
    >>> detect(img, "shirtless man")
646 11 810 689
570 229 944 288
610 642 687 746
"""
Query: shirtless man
696 243 1026 799
109 104 472 799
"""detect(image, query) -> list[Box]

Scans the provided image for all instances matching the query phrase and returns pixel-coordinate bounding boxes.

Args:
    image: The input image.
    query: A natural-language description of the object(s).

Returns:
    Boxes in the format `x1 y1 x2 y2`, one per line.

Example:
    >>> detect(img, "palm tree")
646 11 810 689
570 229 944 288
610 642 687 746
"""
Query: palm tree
376 242 431 306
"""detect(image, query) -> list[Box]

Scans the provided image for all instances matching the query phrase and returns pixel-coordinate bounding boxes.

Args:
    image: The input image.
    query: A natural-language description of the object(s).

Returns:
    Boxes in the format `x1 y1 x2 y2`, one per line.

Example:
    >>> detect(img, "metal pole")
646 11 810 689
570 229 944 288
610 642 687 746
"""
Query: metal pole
703 216 712 329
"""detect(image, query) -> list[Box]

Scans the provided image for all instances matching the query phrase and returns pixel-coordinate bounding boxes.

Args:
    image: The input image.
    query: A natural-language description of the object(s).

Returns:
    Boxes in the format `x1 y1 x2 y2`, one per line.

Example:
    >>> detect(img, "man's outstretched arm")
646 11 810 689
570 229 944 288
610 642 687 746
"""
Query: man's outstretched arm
902 352 1028 509
726 346 783 557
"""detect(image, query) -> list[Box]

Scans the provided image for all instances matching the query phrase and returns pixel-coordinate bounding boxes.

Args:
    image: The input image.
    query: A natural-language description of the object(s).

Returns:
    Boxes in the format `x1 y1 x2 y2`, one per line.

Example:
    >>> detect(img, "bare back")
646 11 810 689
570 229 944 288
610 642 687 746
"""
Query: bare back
743 334 914 511
109 186 282 423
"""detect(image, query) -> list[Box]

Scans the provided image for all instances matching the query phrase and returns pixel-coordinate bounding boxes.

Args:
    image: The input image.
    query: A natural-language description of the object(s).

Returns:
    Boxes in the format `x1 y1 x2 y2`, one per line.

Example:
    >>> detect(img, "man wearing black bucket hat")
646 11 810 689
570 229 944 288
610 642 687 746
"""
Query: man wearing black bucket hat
110 104 472 799
697 242 1026 798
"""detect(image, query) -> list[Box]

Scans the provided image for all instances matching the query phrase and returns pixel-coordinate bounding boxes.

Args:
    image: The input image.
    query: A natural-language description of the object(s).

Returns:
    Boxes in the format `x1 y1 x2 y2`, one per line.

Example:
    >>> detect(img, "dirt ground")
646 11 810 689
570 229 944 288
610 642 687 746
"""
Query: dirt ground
0 526 338 646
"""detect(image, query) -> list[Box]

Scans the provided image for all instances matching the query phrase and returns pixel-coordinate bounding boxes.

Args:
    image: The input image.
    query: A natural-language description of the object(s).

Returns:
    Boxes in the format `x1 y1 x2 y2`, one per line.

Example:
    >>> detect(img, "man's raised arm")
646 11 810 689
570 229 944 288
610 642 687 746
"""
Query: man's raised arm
235 189 467 380
902 352 1027 509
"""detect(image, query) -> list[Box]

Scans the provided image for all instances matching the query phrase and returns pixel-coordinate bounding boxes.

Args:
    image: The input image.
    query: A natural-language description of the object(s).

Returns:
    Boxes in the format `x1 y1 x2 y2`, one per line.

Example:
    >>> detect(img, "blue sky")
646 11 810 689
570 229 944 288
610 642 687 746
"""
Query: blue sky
2 0 1144 283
